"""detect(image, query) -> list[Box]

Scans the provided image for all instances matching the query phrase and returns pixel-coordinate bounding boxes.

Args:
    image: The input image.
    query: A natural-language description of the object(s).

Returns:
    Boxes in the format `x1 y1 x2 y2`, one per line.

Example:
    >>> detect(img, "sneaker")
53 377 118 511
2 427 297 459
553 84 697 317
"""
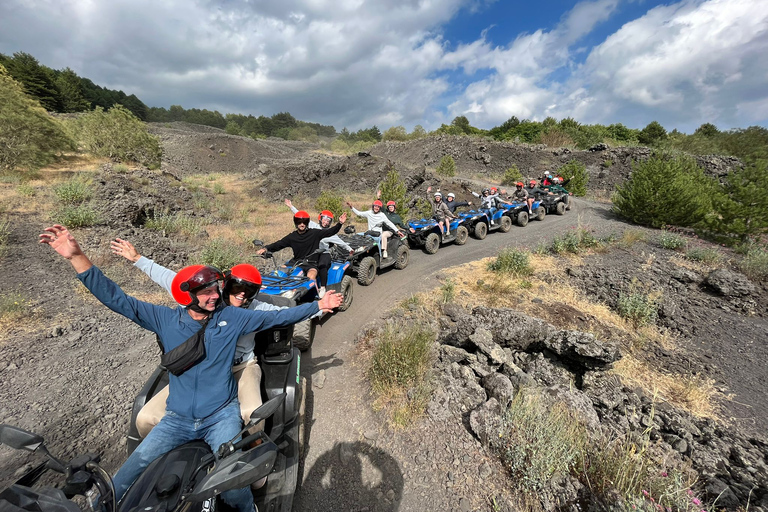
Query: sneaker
382 250 388 259
318 286 326 298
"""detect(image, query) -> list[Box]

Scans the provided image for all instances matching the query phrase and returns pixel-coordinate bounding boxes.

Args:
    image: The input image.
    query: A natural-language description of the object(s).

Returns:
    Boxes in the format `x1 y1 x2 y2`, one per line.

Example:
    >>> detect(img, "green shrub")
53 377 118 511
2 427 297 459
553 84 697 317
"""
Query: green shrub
0 290 27 322
367 322 434 427
315 190 346 219
414 198 433 220
52 205 99 227
436 155 456 177
53 175 92 204
378 165 409 216
16 184 35 197
557 160 588 196
382 126 409 142
69 105 161 167
488 248 532 276
709 160 768 240
492 391 586 493
613 154 713 229
501 165 523 186
440 279 455 303
199 239 242 271
657 229 686 250
550 228 603 254
617 291 659 327
213 182 226 195
192 190 211 210
739 247 768 279
113 164 130 173
0 219 10 259
0 64 75 172
685 247 721 264
145 211 202 236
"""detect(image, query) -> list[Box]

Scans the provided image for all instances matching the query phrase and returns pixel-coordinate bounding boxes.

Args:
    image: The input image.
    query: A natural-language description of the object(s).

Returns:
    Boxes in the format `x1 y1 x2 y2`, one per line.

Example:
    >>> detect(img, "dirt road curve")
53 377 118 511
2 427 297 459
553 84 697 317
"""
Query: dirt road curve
295 199 617 511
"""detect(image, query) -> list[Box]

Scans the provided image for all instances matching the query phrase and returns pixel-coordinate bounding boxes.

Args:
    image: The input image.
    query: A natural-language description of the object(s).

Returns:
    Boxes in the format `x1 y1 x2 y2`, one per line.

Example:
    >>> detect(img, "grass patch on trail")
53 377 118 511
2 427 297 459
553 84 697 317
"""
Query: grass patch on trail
0 290 30 332
363 322 435 428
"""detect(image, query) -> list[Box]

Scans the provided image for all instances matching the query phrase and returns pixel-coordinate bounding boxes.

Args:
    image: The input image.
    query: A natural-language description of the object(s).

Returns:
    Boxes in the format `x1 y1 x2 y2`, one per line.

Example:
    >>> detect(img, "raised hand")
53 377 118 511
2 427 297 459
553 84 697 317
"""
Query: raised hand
284 198 293 208
339 212 348 224
111 238 141 263
39 225 92 273
345 201 353 208
317 290 343 312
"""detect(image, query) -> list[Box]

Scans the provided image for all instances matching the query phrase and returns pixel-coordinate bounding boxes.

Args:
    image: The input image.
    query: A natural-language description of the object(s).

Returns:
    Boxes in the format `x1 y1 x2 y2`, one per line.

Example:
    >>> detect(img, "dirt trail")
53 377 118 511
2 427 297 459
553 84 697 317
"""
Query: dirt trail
295 199 618 511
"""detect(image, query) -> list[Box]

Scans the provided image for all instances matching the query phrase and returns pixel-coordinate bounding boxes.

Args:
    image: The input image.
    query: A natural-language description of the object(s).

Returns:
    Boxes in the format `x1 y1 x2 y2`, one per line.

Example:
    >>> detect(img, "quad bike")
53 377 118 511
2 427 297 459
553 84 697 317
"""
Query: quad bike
541 184 572 212
0 394 288 512
497 198 544 227
334 226 409 286
532 191 570 216
407 216 469 254
456 206 513 240
250 242 354 351
126 309 305 512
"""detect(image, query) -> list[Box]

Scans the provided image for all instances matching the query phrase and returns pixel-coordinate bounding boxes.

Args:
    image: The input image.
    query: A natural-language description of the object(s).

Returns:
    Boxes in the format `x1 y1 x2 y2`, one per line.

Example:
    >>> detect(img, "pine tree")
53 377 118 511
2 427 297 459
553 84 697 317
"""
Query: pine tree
55 68 90 112
4 52 63 111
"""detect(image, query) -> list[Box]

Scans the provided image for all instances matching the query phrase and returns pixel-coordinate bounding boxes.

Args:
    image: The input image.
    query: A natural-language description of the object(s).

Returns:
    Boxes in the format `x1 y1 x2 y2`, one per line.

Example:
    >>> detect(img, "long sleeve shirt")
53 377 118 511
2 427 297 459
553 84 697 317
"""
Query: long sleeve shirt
446 200 470 213
287 205 351 252
134 256 287 364
288 204 321 230
78 266 319 419
264 223 343 260
471 191 500 209
384 211 408 231
350 207 400 234
427 193 456 219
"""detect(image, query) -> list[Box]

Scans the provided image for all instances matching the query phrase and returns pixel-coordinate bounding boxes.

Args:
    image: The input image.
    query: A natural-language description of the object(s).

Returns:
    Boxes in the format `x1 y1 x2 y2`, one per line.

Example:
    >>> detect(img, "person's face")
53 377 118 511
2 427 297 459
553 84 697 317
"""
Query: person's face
226 283 253 308
320 216 332 228
295 219 308 232
435 195 441 202
447 197 454 202
195 284 220 311
372 205 381 213
387 205 395 213
516 185 522 191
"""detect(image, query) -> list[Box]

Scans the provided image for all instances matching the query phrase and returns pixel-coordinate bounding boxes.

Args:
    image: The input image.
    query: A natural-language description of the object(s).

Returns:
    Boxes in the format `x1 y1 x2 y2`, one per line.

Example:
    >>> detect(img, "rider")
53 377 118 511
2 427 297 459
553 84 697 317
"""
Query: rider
445 192 472 214
110 239 284 439
526 179 552 198
426 187 457 237
256 210 347 296
345 199 403 259
375 191 415 236
41 224 342 512
511 181 534 214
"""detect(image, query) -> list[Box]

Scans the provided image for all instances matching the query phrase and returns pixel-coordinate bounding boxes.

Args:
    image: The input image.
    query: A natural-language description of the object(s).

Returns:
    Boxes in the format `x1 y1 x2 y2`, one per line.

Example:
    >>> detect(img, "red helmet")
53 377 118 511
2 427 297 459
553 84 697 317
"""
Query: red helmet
490 187 498 194
372 200 383 208
293 210 311 226
223 264 262 307
318 210 334 221
529 180 536 185
515 181 524 187
172 265 224 308
386 201 396 208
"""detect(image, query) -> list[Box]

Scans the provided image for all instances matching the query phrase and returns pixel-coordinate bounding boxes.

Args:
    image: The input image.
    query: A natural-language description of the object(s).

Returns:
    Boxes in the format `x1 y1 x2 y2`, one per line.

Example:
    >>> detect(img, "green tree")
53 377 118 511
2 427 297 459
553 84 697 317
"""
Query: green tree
638 121 668 145
225 121 243 135
70 104 161 167
694 123 719 137
0 64 74 171
557 160 589 196
3 52 62 111
451 115 472 134
501 165 523 186
613 154 712 228
378 165 409 217
710 160 768 239
410 125 427 139
436 155 456 177
55 68 90 112
382 126 409 141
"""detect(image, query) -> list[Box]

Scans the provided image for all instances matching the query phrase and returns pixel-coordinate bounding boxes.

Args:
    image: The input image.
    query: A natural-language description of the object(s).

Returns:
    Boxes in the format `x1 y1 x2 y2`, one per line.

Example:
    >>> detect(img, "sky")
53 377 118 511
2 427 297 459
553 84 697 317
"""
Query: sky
1 0 767 133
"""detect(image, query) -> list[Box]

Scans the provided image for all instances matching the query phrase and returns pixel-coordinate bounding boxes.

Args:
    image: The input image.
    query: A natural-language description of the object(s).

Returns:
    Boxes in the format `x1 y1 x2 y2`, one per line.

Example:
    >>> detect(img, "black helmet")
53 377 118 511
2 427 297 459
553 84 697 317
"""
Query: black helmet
482 188 490 195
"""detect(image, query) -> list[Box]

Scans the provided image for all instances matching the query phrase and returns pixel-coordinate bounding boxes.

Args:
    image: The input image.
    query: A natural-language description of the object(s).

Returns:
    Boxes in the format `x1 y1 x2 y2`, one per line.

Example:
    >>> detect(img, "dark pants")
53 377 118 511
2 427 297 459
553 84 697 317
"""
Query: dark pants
288 253 330 286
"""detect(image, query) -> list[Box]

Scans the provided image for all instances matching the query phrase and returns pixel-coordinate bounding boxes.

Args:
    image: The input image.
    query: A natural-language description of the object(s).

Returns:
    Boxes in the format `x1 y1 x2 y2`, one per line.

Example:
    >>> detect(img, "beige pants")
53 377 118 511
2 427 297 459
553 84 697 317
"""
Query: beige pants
136 359 264 438
379 230 392 252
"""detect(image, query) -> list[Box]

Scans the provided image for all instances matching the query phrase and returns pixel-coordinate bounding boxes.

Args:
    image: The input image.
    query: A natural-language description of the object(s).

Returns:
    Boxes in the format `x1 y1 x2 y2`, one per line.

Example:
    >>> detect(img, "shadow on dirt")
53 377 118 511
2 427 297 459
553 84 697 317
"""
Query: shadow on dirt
295 441 403 512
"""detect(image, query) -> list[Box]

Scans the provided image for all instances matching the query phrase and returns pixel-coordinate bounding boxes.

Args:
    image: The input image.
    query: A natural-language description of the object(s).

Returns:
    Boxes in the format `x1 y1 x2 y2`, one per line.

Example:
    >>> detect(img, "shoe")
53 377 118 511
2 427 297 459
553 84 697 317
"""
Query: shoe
382 250 388 259
318 286 326 298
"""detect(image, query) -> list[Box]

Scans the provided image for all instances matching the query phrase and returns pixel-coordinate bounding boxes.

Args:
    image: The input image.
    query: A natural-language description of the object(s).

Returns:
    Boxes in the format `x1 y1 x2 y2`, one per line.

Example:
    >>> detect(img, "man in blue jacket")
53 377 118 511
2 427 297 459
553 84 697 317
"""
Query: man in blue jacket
40 225 342 511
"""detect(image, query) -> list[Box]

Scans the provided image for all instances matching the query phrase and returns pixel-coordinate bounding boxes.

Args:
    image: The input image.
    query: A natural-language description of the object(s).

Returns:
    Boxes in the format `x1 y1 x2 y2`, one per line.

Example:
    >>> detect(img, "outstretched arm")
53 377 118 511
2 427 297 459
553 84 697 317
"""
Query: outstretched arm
112 238 175 295
40 225 92 273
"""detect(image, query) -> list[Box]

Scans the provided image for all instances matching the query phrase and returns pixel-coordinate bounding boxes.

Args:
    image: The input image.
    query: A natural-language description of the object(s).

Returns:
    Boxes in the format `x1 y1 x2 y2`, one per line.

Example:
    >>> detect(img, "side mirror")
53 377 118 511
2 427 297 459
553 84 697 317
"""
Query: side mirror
344 225 356 234
248 393 286 426
0 425 44 452
252 239 264 247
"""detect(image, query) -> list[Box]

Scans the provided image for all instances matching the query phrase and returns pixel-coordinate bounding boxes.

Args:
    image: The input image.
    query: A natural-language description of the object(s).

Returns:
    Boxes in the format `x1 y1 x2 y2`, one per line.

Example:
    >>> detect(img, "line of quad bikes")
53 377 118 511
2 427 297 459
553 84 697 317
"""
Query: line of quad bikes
0 189 571 512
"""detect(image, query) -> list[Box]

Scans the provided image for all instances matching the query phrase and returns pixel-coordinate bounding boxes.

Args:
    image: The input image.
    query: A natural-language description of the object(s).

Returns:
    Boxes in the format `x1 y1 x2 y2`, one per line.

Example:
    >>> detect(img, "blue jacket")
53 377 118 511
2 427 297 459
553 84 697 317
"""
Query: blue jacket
78 266 320 419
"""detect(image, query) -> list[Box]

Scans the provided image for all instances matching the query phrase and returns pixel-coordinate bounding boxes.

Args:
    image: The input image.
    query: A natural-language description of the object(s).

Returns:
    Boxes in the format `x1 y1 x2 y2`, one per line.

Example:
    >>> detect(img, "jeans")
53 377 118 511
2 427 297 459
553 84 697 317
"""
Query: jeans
113 400 253 512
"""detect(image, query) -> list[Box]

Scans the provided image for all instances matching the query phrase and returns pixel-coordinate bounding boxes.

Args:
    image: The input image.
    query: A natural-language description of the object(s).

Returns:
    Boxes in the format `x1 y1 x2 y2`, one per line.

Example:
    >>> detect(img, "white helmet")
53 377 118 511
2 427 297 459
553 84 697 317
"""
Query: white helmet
434 192 442 198
447 193 455 199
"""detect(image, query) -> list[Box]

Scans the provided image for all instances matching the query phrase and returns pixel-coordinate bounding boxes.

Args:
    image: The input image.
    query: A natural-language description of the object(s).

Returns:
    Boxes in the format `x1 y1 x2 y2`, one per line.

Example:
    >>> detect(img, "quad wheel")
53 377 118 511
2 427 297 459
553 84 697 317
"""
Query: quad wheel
516 211 529 227
293 318 317 352
454 225 469 245
357 256 377 286
473 222 488 240
394 244 409 269
536 207 546 221
424 233 440 254
337 275 354 312
564 195 572 211
556 202 566 215
499 215 512 233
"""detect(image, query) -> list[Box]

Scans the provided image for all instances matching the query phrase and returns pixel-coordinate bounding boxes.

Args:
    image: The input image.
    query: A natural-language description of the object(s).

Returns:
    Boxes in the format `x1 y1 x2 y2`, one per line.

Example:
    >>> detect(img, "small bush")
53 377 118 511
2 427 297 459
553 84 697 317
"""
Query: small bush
436 155 456 177
620 229 646 246
739 247 768 279
685 247 721 264
53 175 92 205
500 165 523 186
602 159 613 168
0 219 10 259
192 190 211 210
440 279 455 303
414 198 433 220
617 291 659 328
15 184 35 197
557 160 589 197
367 322 434 427
213 183 226 195
199 239 242 271
488 248 532 276
0 290 27 324
550 228 603 254
378 165 409 217
315 190 346 219
658 230 686 250
113 164 130 173
52 205 99 228
145 211 202 236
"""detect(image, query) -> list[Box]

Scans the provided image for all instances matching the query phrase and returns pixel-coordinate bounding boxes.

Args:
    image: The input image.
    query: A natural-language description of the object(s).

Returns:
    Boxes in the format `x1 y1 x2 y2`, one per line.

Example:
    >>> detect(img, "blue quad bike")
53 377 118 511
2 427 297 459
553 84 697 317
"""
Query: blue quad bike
497 198 545 227
250 241 354 352
123 310 307 512
1 358 295 512
456 207 513 240
407 216 469 254
334 226 410 286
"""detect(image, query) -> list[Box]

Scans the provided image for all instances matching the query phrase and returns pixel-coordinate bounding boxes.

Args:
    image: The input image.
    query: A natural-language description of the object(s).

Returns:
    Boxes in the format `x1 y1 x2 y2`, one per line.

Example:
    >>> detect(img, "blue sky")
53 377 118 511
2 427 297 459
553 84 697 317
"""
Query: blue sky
1 0 767 133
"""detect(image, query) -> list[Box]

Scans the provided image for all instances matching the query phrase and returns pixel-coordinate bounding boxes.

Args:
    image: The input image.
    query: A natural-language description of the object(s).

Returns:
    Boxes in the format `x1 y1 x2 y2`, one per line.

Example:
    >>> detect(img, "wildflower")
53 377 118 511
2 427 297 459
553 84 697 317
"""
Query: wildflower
660 471 668 477
642 490 649 497
692 498 701 506
687 490 694 496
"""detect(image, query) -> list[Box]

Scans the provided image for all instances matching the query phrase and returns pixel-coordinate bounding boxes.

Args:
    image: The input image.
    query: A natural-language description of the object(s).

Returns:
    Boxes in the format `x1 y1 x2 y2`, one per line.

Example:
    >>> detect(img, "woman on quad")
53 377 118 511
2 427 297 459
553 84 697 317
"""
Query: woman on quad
375 191 416 235
426 187 457 237
345 199 403 259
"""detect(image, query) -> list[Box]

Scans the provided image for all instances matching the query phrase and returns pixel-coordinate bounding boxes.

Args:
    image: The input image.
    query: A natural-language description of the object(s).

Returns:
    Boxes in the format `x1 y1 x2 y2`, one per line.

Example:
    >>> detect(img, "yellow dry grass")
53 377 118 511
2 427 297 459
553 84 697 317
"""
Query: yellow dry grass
668 254 722 273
